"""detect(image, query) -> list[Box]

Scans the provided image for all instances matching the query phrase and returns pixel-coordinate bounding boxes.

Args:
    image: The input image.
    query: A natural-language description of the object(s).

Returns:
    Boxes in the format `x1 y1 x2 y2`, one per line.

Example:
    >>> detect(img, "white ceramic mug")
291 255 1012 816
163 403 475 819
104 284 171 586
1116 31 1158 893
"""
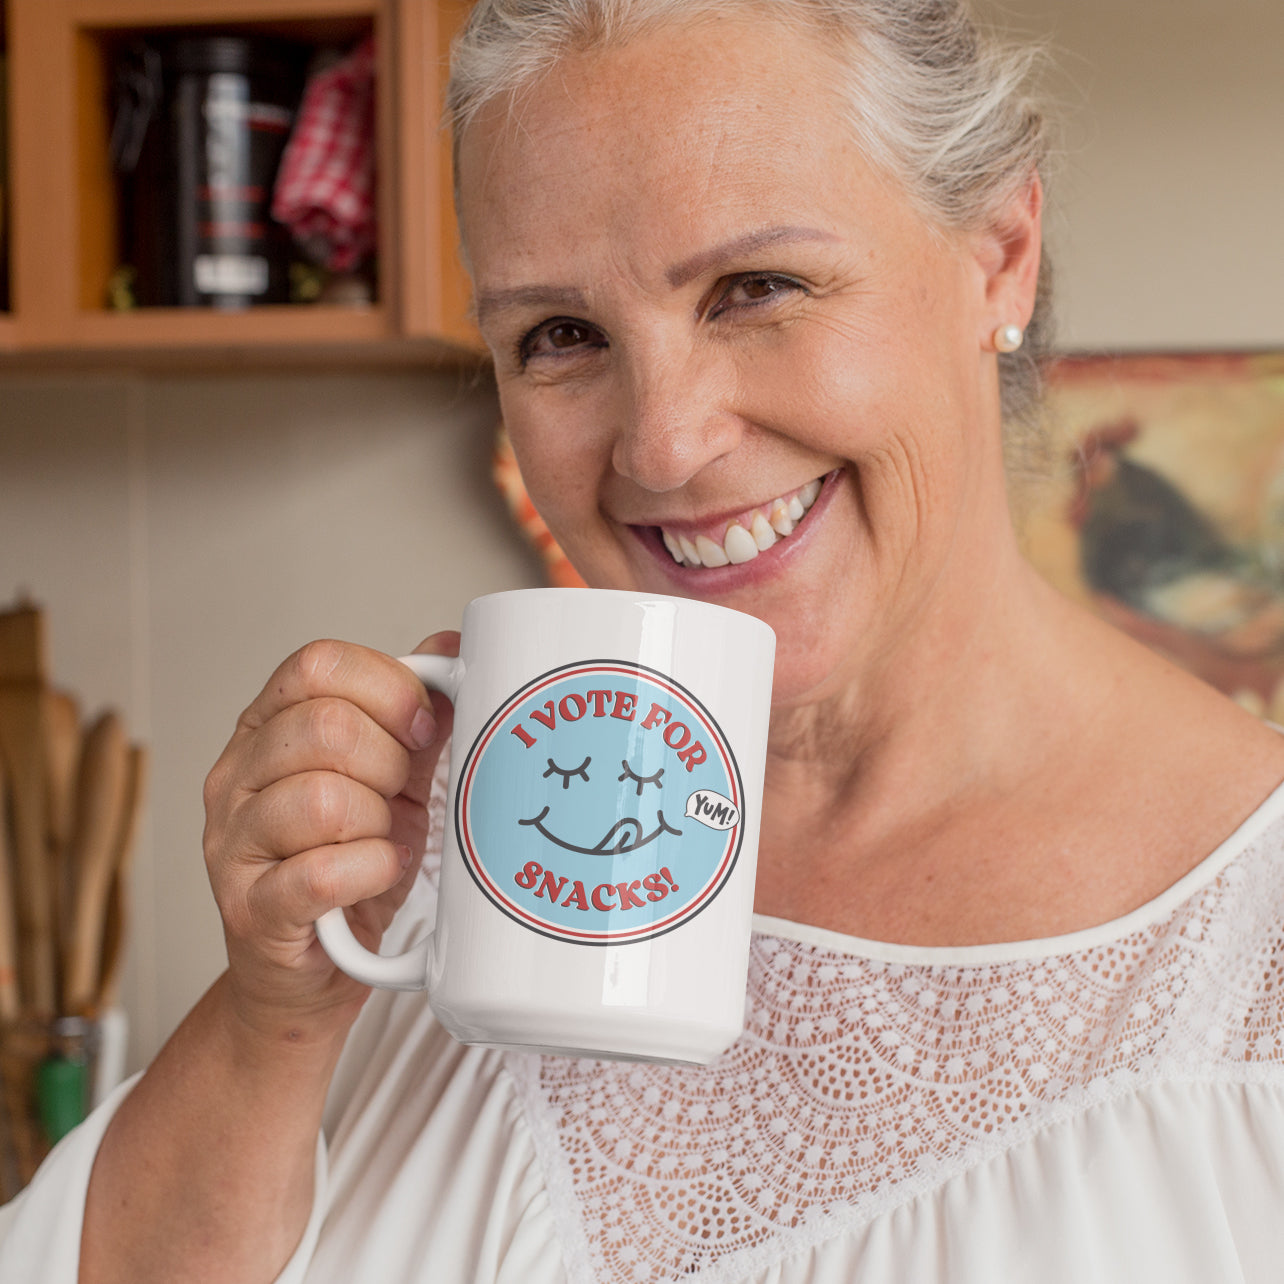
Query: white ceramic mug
316 588 775 1064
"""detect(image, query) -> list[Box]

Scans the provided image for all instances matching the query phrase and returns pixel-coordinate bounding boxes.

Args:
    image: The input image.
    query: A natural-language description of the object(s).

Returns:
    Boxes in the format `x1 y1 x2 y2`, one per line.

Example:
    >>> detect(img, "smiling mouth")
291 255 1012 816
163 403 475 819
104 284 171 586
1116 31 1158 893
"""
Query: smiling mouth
657 475 826 569
519 806 683 855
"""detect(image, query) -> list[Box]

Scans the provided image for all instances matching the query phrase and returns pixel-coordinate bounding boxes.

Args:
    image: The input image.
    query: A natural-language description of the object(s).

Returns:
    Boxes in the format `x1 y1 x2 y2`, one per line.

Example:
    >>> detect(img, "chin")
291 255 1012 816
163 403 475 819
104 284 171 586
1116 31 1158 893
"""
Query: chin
557 504 868 706
763 628 856 709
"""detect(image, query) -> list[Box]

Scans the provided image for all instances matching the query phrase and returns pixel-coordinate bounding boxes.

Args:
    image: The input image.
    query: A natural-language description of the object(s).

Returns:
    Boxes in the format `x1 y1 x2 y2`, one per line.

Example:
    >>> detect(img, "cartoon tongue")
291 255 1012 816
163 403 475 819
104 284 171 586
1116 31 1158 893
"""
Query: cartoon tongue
592 818 644 854
518 806 683 856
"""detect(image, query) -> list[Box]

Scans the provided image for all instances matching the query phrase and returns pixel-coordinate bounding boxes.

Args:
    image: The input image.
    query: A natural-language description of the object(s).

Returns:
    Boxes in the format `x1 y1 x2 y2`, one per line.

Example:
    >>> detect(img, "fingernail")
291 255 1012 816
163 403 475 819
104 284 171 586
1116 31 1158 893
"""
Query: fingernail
397 844 414 870
409 707 435 749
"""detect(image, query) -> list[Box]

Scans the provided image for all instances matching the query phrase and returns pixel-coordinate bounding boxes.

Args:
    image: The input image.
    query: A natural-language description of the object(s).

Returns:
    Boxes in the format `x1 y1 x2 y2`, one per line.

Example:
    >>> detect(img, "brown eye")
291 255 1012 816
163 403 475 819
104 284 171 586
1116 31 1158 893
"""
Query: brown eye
519 317 607 365
711 273 803 317
548 322 591 348
740 277 781 300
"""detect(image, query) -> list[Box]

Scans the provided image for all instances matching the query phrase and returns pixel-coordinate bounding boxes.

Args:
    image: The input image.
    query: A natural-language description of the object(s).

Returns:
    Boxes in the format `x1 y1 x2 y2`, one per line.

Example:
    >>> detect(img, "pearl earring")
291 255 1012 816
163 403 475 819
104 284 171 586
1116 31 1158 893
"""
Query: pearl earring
993 323 1024 354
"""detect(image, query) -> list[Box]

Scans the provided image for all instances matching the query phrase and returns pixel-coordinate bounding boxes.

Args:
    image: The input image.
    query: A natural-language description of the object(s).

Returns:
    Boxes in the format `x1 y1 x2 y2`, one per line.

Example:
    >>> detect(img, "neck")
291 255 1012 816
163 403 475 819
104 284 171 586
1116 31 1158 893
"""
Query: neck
758 534 1108 888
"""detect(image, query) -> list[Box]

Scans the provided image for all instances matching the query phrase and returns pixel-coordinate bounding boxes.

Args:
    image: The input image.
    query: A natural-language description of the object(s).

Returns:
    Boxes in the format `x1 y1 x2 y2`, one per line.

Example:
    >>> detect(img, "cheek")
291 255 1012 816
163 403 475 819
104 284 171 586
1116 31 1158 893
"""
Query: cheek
759 300 980 469
503 396 590 504
735 326 894 464
501 400 617 561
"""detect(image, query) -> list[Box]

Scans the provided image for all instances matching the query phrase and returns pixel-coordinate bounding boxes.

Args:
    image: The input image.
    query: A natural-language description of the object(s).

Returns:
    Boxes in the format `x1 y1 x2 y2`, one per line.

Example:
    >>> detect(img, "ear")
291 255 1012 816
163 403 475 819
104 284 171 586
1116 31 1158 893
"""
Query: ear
969 172 1043 349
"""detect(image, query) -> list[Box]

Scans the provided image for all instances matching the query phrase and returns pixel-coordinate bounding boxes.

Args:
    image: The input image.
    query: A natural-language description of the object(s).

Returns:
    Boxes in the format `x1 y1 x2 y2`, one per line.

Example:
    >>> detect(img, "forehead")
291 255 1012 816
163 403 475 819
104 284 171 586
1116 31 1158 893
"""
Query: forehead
455 15 866 279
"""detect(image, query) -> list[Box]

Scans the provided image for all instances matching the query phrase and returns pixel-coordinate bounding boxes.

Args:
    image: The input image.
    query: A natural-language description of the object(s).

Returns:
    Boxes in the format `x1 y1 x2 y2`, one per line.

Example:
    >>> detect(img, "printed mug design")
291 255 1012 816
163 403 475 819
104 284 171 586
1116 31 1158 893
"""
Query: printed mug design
455 660 744 945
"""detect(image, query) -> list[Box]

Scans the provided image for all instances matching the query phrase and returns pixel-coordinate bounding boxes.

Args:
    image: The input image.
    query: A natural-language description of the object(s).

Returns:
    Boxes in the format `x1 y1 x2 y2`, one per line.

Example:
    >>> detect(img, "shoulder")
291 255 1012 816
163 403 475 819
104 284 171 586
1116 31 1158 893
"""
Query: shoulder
1154 798 1284 1069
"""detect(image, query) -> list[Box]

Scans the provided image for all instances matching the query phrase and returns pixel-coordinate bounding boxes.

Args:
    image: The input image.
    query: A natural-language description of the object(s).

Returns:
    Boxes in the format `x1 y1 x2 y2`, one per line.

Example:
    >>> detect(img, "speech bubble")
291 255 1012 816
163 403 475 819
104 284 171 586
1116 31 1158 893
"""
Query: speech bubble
685 790 740 831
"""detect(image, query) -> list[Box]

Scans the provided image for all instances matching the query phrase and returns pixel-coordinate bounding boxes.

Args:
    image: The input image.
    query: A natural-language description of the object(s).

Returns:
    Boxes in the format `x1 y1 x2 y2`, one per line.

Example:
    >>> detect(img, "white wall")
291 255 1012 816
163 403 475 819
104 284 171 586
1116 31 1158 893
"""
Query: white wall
0 370 541 1069
0 0 1280 1071
980 0 1284 350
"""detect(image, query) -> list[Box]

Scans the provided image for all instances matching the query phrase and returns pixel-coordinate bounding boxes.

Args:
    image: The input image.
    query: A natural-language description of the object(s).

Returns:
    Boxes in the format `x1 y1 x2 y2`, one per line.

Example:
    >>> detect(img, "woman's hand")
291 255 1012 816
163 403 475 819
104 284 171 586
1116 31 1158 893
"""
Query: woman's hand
82 636 460 1284
202 635 458 1040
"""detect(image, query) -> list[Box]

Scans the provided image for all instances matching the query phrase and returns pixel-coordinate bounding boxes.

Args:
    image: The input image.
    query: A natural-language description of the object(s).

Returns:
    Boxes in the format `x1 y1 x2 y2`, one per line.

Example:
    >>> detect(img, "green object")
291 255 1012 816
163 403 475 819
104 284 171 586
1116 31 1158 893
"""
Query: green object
35 1055 88 1145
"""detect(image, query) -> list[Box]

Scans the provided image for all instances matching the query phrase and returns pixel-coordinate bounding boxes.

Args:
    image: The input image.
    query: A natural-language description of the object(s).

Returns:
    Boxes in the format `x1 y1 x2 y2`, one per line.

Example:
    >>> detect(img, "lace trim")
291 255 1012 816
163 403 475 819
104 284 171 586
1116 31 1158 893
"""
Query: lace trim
509 811 1284 1283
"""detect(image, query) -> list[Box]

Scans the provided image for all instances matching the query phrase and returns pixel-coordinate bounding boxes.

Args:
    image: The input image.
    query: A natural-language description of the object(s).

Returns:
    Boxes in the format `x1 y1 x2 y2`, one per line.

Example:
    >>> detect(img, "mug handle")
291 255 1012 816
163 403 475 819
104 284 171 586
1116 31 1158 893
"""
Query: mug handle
313 653 464 991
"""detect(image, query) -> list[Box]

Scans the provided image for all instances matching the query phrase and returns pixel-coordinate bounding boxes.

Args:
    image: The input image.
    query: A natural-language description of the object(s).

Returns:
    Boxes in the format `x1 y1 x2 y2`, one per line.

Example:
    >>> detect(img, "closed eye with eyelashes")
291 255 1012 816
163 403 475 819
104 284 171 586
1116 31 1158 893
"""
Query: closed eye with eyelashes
619 762 664 795
543 756 591 788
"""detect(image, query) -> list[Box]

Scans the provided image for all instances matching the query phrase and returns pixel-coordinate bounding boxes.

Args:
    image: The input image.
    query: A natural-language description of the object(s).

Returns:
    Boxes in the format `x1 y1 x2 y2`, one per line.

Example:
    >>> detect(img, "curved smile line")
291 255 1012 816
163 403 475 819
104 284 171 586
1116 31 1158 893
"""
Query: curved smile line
518 807 683 855
658 474 826 568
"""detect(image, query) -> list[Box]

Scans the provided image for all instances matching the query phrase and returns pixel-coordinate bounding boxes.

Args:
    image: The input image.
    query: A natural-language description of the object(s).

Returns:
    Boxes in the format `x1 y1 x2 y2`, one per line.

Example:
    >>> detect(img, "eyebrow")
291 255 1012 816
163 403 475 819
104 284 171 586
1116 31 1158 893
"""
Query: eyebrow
474 283 591 329
665 225 840 288
474 225 838 328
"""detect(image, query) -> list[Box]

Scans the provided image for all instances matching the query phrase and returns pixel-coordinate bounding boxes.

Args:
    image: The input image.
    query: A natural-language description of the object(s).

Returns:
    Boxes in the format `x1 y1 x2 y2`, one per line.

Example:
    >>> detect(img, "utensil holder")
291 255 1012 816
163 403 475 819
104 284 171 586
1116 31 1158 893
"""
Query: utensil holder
0 1015 100 1200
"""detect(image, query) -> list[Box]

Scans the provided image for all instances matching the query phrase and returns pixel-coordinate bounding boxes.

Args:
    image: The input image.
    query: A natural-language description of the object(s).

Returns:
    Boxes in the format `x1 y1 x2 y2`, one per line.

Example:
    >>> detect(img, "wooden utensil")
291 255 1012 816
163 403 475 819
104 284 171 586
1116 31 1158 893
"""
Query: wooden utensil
0 763 30 1200
61 711 129 1016
95 876 128 1016
0 762 22 1023
43 689 81 939
95 743 147 1013
43 690 80 858
0 606 56 1014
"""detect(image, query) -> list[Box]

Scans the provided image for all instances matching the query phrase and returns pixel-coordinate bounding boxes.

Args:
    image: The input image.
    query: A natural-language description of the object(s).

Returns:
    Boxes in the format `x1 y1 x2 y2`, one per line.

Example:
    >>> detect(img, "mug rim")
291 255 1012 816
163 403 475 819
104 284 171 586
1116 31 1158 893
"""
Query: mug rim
464 586 776 640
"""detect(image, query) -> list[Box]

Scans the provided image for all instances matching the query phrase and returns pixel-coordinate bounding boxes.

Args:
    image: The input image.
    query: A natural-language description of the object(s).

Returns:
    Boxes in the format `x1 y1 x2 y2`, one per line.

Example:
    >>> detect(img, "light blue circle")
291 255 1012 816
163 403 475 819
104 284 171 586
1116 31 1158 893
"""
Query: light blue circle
457 663 742 943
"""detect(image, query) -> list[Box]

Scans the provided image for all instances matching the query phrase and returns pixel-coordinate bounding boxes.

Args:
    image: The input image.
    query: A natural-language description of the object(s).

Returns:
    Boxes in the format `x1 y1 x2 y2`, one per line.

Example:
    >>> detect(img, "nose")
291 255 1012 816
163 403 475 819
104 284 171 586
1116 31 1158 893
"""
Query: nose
610 347 744 493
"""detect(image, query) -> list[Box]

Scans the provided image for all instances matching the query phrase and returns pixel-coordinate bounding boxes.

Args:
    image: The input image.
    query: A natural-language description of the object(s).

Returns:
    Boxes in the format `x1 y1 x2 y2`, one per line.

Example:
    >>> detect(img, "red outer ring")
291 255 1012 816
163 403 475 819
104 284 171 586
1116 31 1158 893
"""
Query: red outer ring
457 661 742 944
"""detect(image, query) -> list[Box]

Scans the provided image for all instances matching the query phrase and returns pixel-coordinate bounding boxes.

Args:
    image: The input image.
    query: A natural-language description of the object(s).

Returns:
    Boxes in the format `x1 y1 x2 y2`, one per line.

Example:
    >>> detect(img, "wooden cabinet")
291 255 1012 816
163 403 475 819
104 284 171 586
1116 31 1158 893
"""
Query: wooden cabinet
1 0 481 365
0 3 12 351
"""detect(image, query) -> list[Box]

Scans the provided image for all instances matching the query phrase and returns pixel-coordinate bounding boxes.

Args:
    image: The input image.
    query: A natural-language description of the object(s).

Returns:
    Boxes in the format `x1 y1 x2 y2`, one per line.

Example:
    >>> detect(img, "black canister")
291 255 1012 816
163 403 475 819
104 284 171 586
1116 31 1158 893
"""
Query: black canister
115 36 306 308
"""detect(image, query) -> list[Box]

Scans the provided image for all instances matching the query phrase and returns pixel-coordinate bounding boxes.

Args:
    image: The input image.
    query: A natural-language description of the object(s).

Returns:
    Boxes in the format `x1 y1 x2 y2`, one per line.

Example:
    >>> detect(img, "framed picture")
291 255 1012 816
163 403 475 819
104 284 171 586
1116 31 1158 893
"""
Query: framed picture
1022 352 1284 714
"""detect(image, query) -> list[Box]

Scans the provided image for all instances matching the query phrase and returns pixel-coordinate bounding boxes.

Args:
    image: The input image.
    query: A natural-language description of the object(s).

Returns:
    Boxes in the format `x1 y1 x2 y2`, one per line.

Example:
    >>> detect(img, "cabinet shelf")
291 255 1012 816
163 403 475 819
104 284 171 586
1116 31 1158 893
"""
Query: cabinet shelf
2 0 482 367
66 302 388 345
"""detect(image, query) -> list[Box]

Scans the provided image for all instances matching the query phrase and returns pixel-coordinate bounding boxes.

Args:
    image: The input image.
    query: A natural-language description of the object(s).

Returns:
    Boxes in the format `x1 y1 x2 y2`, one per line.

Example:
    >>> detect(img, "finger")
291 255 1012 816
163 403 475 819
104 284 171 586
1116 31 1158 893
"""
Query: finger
228 772 394 863
409 631 461 659
388 790 432 857
398 735 446 812
240 640 438 754
242 838 412 935
394 631 461 811
344 845 427 938
237 696 412 798
408 629 459 736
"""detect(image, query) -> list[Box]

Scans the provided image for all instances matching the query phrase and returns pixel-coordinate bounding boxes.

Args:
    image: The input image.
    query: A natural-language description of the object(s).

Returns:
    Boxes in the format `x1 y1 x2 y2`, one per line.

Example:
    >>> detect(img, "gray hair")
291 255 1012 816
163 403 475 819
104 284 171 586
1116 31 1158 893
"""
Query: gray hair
447 0 1055 480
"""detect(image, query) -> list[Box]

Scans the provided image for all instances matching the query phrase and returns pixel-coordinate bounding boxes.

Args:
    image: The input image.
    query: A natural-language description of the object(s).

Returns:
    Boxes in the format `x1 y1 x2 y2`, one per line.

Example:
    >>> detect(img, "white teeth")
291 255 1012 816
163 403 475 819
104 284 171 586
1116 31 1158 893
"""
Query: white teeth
750 512 778 551
723 523 759 564
659 475 826 569
695 534 730 568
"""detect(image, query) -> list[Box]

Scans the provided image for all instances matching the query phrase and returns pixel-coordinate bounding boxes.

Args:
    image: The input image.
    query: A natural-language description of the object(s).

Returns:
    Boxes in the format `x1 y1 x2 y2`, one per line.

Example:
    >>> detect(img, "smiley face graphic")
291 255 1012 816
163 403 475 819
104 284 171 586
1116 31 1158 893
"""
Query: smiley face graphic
455 661 743 945
519 756 684 856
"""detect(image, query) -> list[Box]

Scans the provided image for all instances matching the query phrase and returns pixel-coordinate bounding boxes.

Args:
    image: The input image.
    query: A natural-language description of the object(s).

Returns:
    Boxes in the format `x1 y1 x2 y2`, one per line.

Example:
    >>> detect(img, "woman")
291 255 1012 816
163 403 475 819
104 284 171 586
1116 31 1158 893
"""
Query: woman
6 1 1284 1280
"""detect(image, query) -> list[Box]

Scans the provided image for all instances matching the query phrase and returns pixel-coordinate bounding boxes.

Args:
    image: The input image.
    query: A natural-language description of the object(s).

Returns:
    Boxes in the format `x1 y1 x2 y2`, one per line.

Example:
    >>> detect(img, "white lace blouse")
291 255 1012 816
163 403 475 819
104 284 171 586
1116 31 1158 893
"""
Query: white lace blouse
5 782 1284 1283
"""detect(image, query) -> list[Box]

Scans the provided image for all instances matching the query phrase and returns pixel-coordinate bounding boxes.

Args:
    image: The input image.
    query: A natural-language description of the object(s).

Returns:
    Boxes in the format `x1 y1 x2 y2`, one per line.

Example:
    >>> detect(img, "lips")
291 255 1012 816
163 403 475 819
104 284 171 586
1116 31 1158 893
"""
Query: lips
656 476 825 569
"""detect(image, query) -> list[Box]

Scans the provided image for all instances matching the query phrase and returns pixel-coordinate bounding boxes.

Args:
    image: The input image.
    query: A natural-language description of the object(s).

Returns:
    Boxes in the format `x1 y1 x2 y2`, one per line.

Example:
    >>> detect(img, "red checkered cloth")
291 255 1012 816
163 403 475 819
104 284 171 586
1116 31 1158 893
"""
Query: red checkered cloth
271 36 376 273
